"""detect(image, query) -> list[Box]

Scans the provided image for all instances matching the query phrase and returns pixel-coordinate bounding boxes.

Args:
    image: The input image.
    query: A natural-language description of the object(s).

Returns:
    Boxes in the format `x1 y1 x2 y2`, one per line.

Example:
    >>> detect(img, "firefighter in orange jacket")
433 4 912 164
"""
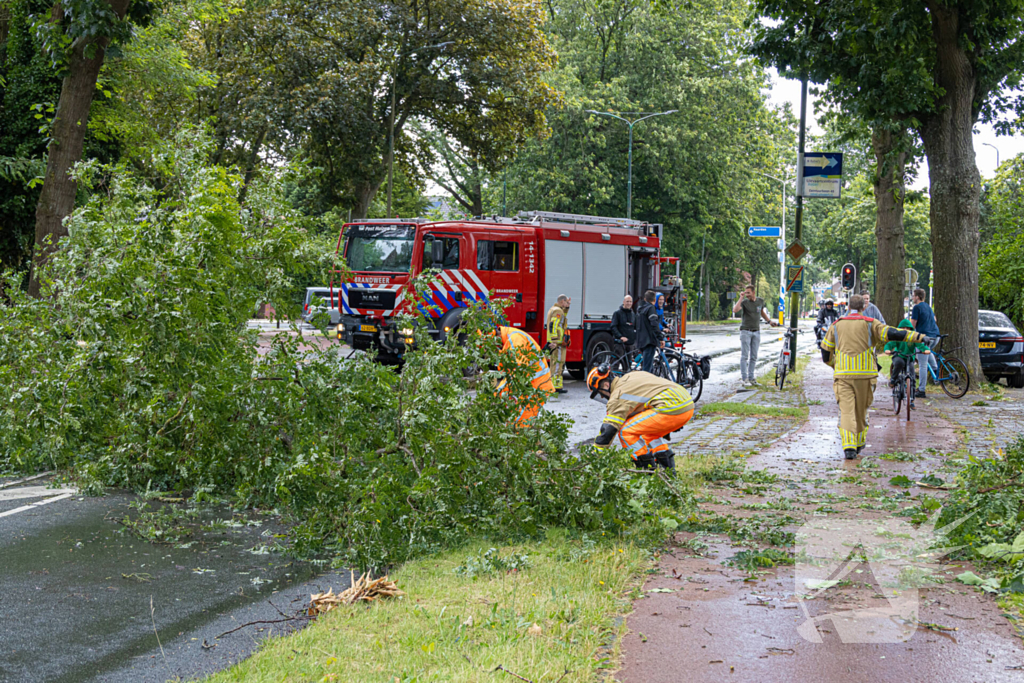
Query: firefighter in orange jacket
495 326 556 426
587 365 694 470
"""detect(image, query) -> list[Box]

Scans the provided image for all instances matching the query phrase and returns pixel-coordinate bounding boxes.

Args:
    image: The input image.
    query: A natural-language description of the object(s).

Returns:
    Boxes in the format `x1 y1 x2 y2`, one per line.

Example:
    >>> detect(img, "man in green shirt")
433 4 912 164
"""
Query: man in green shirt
732 285 777 385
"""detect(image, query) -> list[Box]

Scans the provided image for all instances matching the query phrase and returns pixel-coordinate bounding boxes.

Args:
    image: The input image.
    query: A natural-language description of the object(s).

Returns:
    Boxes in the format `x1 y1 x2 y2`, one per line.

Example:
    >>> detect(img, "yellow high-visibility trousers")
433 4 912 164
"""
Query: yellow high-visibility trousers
547 346 566 389
834 377 875 451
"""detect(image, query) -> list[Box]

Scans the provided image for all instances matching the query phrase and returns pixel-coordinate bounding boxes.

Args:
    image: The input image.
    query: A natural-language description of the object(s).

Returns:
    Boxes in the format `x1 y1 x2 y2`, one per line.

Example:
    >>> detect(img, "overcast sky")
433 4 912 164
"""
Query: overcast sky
766 70 1024 190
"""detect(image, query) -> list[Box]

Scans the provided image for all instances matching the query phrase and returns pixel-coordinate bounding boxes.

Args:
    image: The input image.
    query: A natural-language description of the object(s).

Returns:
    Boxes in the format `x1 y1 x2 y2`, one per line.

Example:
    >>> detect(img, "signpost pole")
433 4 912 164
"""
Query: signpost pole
789 73 808 368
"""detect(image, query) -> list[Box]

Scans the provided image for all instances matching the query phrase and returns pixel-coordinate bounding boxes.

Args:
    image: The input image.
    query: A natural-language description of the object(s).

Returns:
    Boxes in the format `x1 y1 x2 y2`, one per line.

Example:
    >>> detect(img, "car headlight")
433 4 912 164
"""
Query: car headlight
399 327 414 336
336 323 345 334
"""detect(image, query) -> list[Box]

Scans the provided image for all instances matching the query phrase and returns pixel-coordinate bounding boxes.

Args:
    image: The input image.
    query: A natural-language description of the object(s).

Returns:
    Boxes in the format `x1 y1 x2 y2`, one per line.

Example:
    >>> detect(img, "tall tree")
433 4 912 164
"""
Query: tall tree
751 0 1024 379
195 0 557 219
28 0 142 296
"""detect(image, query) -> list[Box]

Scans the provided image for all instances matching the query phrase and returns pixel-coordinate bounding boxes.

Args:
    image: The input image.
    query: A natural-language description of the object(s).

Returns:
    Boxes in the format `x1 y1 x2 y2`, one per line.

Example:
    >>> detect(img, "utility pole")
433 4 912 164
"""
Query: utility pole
585 109 677 219
761 172 788 324
789 74 808 369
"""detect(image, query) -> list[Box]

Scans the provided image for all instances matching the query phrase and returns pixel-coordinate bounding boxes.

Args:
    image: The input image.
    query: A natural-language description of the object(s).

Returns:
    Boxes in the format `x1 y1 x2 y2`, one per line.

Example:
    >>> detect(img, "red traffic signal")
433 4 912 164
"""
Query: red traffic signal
841 263 856 290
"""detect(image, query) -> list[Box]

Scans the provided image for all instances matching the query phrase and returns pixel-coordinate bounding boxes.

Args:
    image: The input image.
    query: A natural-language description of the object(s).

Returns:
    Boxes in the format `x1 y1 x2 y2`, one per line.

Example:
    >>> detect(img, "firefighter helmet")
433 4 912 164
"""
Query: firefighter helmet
587 363 612 399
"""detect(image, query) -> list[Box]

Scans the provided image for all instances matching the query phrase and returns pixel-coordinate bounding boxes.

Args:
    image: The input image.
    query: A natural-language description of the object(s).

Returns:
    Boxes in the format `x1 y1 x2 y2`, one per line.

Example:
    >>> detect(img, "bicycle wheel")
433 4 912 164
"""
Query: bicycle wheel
775 357 787 390
591 351 629 377
651 353 674 381
939 356 970 398
906 374 914 421
688 367 704 403
892 379 903 414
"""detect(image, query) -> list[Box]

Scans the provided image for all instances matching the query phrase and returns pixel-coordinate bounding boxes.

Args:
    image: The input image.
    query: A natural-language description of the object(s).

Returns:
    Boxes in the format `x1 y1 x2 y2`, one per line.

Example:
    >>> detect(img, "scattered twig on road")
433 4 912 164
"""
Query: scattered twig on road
215 615 314 639
150 596 166 663
493 665 535 682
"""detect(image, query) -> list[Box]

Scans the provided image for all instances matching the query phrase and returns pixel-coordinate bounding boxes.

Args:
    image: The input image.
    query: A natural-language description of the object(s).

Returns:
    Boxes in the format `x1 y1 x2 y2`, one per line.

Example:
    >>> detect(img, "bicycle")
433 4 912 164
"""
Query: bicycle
774 327 799 390
591 339 705 403
888 354 916 421
925 334 970 398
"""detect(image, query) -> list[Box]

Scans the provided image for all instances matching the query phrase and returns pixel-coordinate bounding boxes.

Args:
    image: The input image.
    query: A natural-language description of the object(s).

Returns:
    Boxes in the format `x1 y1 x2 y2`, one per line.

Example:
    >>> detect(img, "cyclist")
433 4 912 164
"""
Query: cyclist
882 319 930 407
821 295 931 460
587 365 694 471
815 299 839 345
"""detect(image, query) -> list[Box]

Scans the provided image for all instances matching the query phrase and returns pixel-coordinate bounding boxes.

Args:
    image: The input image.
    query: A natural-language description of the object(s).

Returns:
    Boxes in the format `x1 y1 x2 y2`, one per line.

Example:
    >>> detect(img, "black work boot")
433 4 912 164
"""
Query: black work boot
655 451 676 471
635 454 657 470
844 448 858 460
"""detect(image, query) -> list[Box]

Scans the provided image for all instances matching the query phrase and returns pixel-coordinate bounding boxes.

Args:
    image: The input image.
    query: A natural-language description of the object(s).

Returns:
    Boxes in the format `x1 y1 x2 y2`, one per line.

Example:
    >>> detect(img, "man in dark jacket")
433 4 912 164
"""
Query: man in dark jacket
610 295 636 356
635 290 663 373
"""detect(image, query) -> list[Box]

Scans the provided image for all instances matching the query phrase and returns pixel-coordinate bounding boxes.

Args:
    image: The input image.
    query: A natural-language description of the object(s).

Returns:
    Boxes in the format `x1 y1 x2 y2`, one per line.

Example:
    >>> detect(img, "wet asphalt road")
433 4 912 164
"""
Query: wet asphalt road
549 320 819 444
0 319 815 683
0 487 350 683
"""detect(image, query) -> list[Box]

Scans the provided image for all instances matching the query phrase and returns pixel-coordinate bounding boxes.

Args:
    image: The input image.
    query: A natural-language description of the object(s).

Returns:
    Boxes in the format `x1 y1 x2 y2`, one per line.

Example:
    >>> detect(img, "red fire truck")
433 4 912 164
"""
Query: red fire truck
329 211 684 374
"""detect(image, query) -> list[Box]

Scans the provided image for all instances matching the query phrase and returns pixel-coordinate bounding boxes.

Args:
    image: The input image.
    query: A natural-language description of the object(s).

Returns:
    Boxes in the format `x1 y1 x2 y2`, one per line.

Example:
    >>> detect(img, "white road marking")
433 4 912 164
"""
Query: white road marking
0 492 76 519
0 486 77 502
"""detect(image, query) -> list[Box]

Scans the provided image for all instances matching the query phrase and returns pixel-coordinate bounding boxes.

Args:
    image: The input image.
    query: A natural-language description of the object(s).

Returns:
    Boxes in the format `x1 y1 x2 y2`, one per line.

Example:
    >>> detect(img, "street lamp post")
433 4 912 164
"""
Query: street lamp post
585 109 677 219
982 142 1001 170
761 172 788 324
386 41 453 218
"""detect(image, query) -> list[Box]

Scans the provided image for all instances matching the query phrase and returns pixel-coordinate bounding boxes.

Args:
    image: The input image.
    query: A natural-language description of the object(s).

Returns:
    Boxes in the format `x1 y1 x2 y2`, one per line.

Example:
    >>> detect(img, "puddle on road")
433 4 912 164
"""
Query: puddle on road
0 493 328 683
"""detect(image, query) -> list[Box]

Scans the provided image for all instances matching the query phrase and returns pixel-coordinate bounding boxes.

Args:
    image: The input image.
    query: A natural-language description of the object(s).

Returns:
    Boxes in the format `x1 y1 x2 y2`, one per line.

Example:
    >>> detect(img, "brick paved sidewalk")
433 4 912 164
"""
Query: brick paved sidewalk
617 355 1024 683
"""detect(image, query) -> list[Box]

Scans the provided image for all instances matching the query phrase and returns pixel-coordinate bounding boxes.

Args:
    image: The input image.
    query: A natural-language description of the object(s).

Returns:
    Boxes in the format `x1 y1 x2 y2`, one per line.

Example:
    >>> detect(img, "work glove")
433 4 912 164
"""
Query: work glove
595 423 619 447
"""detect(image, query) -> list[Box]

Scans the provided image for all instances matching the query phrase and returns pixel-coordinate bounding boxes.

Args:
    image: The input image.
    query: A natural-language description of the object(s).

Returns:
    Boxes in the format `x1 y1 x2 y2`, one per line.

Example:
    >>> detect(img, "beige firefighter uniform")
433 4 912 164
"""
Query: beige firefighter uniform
598 371 694 461
545 304 569 390
821 315 926 452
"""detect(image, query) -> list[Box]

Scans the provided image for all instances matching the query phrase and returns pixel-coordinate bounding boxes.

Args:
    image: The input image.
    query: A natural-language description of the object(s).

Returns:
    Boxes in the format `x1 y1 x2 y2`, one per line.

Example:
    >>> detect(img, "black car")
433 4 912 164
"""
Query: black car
979 309 1024 388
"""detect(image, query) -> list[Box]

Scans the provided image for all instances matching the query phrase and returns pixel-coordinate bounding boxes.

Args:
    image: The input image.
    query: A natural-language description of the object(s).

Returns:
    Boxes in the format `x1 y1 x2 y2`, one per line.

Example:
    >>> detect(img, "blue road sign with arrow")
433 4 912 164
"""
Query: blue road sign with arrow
748 226 782 237
801 152 843 198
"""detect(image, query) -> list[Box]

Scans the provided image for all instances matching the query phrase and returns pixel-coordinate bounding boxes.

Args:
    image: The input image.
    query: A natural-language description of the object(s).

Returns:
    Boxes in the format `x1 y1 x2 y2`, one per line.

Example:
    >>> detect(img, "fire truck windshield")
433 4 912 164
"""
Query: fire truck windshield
344 224 415 272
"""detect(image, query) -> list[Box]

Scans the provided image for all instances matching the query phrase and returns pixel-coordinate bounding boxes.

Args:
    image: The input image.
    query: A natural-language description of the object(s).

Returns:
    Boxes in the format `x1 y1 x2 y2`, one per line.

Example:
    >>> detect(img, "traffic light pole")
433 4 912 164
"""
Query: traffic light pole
789 74 807 369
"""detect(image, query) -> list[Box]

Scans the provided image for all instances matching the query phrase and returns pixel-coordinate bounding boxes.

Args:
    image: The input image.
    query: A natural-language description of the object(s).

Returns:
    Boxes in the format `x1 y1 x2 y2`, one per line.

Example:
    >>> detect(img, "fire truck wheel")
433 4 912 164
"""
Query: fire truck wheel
437 309 465 342
585 332 614 370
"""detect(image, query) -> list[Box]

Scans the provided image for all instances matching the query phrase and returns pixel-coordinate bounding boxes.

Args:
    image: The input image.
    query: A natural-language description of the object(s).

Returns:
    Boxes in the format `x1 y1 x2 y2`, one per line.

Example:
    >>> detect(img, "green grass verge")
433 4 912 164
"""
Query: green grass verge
698 402 807 419
204 533 650 683
751 352 810 393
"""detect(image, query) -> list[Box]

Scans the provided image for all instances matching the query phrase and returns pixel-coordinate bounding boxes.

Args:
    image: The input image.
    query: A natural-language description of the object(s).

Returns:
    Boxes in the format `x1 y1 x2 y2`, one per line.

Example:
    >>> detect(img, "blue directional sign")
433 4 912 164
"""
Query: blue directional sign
748 226 782 237
801 153 843 198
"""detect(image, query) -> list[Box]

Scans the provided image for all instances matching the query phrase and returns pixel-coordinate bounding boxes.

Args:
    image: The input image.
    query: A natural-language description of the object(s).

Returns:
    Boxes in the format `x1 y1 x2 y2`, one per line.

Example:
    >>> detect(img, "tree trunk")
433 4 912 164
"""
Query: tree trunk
27 0 132 297
918 2 983 378
871 127 908 326
351 178 383 220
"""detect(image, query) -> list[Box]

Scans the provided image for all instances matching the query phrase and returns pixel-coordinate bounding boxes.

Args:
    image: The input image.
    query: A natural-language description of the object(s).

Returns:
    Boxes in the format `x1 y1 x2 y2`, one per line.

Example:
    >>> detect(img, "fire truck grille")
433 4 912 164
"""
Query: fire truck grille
348 288 397 310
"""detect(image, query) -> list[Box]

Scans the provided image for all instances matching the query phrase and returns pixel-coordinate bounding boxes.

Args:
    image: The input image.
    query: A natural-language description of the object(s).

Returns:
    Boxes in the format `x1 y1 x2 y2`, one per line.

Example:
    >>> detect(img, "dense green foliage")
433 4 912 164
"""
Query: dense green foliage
0 129 688 568
0 0 61 269
937 437 1024 589
980 155 1024 326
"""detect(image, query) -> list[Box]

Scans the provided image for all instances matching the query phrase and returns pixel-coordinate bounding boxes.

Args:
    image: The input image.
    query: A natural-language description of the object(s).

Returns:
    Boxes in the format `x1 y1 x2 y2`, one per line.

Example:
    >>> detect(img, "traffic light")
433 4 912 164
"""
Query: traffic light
841 263 856 290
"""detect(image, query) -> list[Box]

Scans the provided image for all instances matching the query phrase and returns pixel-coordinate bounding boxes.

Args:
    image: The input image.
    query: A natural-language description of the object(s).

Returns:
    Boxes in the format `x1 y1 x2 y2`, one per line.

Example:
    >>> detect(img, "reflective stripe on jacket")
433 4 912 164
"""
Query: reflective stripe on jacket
603 371 693 427
546 306 568 346
499 326 554 390
822 315 909 378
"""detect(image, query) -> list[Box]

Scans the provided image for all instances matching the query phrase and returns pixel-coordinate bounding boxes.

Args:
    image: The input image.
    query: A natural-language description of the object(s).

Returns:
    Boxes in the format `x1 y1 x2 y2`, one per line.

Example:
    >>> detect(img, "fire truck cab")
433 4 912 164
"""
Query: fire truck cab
330 211 682 373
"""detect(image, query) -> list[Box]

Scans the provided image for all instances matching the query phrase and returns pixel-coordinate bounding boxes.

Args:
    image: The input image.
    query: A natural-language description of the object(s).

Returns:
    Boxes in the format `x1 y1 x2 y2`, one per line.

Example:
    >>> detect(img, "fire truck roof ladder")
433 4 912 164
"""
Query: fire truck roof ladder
516 210 659 236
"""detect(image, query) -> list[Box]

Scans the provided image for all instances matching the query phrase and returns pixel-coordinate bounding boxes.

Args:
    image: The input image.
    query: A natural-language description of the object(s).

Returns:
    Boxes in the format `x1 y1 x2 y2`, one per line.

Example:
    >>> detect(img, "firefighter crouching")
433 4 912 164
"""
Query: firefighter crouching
587 366 694 470
495 325 556 426
820 294 932 460
545 295 571 394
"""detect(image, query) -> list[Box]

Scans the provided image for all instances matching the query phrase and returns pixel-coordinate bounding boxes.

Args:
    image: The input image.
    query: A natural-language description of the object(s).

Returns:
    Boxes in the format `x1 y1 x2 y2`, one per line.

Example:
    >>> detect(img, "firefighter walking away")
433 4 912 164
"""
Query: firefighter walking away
587 366 694 470
545 295 571 394
820 294 932 459
493 325 556 426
